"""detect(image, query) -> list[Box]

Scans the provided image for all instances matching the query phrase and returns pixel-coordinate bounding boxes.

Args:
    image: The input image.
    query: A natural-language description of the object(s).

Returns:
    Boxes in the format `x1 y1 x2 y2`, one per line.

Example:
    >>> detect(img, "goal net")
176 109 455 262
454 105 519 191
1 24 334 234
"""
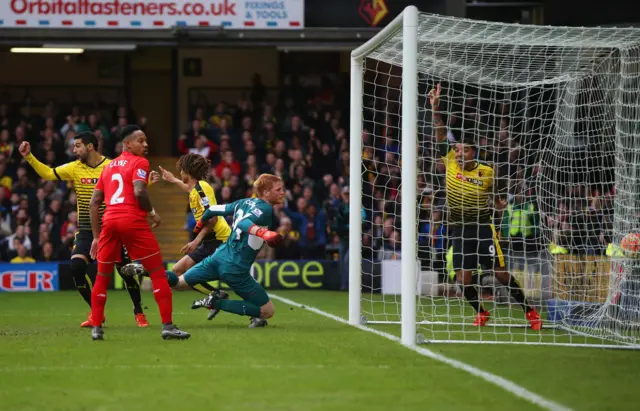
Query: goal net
348 6 640 348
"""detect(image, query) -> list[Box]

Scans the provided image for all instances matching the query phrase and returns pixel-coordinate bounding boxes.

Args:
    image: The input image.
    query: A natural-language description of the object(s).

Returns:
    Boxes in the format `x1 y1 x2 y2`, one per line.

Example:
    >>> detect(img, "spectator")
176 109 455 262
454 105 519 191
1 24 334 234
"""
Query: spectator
0 160 12 193
6 224 32 251
262 152 277 174
189 135 218 159
209 102 233 128
12 168 36 203
10 241 35 263
284 198 327 259
276 217 301 259
328 186 350 289
0 186 10 214
60 211 78 239
0 209 11 237
215 150 242 178
0 129 12 158
37 241 56 262
272 158 287 181
178 119 206 154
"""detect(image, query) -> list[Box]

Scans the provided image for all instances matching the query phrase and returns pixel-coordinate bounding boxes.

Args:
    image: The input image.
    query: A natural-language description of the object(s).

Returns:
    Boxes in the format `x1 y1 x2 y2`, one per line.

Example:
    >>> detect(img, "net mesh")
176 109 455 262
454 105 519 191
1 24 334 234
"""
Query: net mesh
359 13 640 347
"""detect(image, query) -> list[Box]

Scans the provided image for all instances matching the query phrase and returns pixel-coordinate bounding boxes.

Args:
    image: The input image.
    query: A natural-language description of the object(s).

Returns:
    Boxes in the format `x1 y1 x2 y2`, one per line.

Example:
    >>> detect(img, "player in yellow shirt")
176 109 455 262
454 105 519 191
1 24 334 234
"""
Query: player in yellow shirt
19 132 149 328
429 84 542 330
122 153 232 319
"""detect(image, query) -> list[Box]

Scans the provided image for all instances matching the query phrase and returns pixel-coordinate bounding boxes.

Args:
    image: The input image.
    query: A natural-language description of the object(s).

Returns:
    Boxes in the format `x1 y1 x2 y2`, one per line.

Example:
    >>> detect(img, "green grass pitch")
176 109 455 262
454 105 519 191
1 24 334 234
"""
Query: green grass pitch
1 290 639 411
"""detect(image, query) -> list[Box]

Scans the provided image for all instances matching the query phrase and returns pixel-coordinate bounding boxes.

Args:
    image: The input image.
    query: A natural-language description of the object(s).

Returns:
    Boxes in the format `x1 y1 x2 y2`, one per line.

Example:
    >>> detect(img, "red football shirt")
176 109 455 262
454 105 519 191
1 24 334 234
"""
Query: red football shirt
96 151 150 223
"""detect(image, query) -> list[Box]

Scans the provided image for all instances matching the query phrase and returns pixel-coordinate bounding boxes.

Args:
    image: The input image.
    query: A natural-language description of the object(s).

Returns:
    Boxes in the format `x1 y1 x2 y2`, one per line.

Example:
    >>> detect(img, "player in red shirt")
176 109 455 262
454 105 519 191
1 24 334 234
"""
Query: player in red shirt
88 125 190 341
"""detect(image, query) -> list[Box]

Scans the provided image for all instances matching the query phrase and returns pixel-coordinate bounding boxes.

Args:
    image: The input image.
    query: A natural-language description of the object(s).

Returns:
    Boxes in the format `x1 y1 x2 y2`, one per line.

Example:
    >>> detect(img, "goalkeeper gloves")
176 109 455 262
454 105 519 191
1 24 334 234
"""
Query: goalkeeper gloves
194 208 217 234
254 226 283 247
193 219 205 234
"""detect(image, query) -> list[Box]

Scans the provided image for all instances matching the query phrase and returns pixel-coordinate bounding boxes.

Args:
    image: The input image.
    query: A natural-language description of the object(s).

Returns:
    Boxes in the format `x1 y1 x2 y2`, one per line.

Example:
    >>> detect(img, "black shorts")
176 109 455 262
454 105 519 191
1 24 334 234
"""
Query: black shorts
450 224 505 272
188 238 223 264
72 230 130 264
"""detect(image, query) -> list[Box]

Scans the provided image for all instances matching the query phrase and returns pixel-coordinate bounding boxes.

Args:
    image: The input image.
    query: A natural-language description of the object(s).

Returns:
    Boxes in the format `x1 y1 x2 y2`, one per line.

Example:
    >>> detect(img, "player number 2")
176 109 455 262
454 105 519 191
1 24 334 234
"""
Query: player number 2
110 173 125 205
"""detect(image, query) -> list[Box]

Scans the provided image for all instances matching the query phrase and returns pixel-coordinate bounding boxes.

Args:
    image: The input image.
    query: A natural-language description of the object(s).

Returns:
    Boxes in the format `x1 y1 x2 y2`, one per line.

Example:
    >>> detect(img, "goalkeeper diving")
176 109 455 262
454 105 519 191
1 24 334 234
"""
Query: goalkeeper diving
144 173 283 328
429 83 542 330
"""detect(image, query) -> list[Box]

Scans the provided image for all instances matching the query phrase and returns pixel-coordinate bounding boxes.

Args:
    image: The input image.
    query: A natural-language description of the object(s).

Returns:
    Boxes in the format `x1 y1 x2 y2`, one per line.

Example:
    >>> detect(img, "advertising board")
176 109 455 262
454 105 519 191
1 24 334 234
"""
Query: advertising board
0 0 304 29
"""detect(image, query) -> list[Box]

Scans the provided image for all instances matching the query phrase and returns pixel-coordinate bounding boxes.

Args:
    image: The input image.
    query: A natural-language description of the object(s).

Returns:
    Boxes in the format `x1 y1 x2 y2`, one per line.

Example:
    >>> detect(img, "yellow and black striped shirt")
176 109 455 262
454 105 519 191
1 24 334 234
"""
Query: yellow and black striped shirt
440 146 494 224
25 153 109 232
189 180 231 242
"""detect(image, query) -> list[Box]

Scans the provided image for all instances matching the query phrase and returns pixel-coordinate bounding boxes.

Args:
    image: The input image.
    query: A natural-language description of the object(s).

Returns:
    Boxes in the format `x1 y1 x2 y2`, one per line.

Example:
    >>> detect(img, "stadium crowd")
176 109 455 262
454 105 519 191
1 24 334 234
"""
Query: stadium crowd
0 75 354 282
0 100 144 263
179 74 352 273
0 73 613 291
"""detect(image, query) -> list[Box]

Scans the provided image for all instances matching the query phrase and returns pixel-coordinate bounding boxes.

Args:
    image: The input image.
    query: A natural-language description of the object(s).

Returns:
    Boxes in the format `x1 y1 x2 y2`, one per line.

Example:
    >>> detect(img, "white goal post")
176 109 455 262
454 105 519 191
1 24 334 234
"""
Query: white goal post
349 6 640 349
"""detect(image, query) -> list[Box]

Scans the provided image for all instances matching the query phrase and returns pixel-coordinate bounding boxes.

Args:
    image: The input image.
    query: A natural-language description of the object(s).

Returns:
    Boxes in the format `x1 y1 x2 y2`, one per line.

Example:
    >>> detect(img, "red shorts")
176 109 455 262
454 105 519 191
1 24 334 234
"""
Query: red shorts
97 218 161 263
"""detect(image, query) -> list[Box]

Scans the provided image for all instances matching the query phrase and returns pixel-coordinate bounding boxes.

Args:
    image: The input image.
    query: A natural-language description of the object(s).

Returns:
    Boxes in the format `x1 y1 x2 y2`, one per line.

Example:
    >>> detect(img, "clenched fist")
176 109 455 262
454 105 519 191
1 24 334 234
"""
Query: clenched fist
18 141 31 157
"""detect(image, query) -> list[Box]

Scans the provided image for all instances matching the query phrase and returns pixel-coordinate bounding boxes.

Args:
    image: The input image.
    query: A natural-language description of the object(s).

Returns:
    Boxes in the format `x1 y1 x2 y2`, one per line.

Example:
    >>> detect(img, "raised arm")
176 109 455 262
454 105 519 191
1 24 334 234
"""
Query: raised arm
428 84 448 145
283 206 305 229
158 166 191 193
20 142 73 181
492 169 508 211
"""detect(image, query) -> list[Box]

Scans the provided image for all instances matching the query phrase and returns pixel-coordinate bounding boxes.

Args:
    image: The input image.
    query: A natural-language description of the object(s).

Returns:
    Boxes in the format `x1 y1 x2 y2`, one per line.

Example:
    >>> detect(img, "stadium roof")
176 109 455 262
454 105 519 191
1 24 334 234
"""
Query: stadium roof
0 27 382 49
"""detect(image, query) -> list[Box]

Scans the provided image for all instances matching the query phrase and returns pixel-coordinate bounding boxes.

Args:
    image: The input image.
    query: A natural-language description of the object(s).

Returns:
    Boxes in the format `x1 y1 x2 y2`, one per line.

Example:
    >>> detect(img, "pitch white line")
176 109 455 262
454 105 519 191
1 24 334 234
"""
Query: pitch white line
269 293 574 411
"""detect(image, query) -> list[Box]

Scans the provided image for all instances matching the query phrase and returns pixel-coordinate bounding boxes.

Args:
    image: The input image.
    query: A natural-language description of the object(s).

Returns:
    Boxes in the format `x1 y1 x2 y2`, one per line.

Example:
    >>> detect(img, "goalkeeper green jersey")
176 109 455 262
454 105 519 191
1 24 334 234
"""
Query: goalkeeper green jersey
210 198 275 274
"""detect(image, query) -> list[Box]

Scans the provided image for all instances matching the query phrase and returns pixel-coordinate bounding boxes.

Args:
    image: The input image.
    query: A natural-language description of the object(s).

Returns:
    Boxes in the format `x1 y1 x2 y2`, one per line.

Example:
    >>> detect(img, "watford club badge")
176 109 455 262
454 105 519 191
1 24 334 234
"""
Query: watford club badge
358 0 389 27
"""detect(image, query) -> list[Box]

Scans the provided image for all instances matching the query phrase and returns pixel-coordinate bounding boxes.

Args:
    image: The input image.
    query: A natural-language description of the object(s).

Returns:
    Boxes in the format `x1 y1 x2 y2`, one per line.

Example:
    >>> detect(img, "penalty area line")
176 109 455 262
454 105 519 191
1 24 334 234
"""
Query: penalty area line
269 292 573 411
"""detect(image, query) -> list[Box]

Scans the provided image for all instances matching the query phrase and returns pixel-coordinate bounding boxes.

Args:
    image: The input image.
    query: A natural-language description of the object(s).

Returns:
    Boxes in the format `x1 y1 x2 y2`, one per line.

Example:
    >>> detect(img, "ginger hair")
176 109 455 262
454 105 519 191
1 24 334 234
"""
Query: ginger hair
253 173 282 197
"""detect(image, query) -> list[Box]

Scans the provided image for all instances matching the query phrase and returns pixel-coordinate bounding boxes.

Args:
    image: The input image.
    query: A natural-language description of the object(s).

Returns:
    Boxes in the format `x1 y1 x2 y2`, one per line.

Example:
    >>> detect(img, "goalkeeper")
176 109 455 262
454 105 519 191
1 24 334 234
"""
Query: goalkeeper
166 173 284 328
429 84 542 330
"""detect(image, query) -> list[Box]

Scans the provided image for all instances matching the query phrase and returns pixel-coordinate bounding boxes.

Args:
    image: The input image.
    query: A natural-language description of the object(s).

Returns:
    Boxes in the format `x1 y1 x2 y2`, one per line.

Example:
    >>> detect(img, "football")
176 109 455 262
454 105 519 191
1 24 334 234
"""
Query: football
620 232 640 255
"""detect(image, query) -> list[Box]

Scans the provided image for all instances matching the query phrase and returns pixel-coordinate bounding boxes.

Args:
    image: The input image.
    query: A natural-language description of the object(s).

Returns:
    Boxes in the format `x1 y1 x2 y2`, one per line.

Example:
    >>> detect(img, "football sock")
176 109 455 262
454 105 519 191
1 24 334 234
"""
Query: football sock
463 285 486 314
90 275 110 323
121 274 144 314
150 270 173 324
506 274 533 312
70 258 92 307
216 299 261 318
165 269 214 295
166 270 179 287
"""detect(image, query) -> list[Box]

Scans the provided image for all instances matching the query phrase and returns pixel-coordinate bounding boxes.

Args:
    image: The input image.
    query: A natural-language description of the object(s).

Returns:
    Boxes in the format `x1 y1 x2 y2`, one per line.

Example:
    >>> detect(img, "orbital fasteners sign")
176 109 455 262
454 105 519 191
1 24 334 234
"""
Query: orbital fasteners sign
0 0 304 29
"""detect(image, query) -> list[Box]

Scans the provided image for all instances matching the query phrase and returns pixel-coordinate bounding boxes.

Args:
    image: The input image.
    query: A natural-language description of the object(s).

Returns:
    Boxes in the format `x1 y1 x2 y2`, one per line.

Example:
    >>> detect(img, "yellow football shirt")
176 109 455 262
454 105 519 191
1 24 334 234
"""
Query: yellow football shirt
189 180 231 242
25 153 109 232
441 148 494 224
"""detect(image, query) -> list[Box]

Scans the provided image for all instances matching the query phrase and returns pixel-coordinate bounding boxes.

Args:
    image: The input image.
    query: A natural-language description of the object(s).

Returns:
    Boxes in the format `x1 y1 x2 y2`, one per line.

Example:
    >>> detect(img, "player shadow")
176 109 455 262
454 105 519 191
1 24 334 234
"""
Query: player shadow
182 321 283 331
